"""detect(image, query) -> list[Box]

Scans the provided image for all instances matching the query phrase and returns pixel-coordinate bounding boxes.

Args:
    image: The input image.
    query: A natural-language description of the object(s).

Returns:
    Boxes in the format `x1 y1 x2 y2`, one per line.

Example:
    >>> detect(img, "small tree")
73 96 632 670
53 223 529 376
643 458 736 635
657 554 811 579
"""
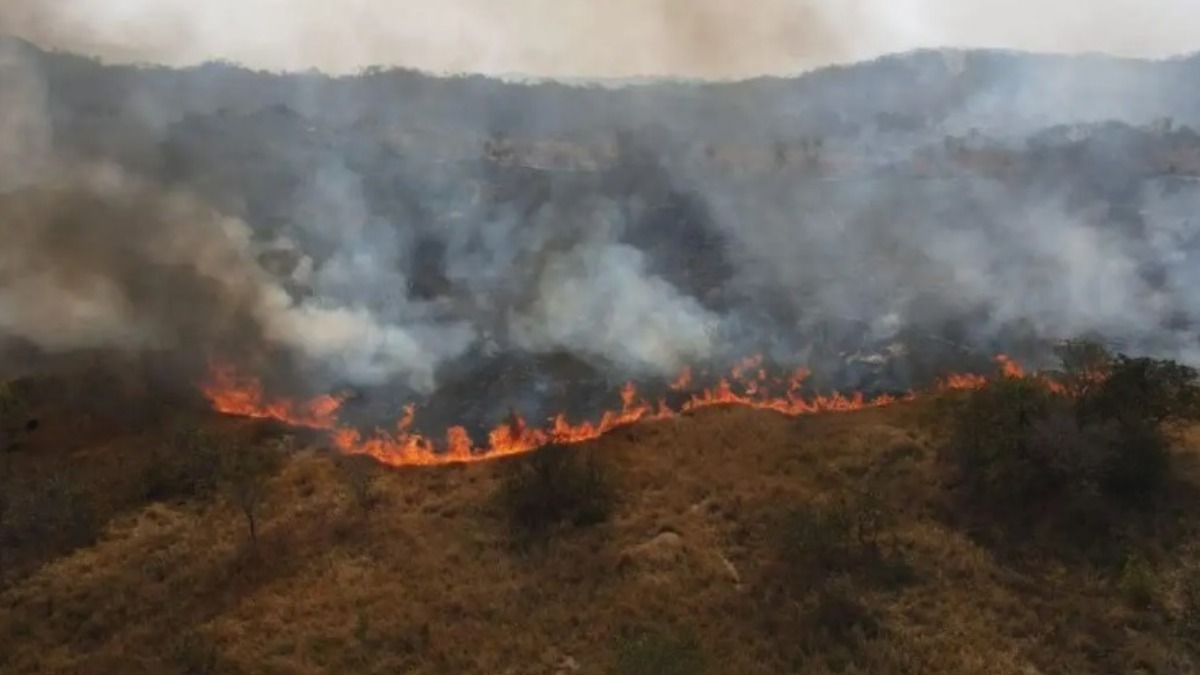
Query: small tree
221 444 278 545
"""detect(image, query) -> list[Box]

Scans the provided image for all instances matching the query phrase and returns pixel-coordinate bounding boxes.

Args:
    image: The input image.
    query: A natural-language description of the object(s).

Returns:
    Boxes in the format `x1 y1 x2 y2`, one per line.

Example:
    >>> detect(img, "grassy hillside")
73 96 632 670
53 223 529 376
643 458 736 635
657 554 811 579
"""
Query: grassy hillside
4 354 1200 674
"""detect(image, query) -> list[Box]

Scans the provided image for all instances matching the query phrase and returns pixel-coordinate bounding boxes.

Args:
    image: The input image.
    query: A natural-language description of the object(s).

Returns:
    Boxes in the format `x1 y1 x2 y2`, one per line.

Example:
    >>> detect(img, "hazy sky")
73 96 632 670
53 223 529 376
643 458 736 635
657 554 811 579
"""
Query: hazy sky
1 0 1199 78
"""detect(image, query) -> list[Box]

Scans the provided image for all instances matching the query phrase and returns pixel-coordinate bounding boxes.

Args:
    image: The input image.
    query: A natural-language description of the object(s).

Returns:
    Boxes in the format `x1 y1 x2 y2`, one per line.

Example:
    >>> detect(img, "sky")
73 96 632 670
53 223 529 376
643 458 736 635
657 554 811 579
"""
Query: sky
1 0 1199 79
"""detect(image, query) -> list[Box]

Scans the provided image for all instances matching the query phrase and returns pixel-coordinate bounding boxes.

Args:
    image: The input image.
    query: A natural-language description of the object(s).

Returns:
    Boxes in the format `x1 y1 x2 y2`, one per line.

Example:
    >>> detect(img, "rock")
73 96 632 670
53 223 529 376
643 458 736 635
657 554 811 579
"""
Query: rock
617 531 686 573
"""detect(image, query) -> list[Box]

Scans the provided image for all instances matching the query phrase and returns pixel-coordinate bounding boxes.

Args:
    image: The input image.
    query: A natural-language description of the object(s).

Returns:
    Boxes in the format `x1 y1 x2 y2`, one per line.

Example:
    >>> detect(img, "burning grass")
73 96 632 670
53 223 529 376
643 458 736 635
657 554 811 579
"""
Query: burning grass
5 344 1200 673
200 353 1024 468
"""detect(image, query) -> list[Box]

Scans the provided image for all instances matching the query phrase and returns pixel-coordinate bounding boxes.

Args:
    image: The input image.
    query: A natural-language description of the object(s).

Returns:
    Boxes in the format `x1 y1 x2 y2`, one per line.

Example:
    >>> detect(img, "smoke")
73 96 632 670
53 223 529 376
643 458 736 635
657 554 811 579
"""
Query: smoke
507 242 718 375
0 162 480 390
0 36 718 395
686 161 1200 375
3 2 1200 431
1 0 1198 78
0 40 477 391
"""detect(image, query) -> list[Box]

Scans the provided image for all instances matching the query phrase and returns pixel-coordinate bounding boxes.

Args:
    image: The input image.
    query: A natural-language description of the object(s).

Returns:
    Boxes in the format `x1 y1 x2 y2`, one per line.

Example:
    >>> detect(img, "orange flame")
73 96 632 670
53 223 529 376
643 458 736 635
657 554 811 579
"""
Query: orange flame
200 354 1034 468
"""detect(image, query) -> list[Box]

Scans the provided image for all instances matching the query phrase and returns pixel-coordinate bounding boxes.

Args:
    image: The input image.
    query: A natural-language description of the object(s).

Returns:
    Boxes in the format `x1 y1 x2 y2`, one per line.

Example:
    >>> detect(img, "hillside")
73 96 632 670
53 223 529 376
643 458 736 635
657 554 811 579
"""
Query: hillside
4 361 1200 674
6 36 1200 674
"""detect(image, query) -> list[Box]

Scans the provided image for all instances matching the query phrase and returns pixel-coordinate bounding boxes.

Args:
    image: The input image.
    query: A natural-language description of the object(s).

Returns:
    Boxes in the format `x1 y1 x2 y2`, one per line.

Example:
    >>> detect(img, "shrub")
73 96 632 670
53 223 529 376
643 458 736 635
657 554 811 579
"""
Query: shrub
0 378 37 455
937 341 1200 550
947 345 1198 506
774 488 910 590
140 427 222 503
938 375 1063 509
1118 553 1157 609
613 626 705 675
809 582 883 647
335 453 380 516
495 444 614 540
757 488 907 664
15 470 100 553
165 631 223 675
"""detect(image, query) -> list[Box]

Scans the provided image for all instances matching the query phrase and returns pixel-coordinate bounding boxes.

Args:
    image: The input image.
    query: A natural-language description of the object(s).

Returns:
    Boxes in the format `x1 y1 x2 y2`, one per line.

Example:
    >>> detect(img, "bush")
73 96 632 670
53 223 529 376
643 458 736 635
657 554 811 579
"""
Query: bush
10 470 100 554
757 489 907 664
1118 553 1157 609
0 378 37 455
495 444 615 540
808 582 883 647
937 341 1200 547
613 626 705 675
938 375 1062 509
335 453 380 516
140 427 222 503
774 488 910 590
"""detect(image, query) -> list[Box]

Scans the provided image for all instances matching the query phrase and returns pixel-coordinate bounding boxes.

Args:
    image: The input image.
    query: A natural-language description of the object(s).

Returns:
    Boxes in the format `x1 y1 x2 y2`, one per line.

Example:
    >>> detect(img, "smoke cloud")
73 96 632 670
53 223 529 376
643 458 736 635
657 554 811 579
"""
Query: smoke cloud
0 40 477 392
2 2 1200 430
0 0 1198 78
0 162 480 391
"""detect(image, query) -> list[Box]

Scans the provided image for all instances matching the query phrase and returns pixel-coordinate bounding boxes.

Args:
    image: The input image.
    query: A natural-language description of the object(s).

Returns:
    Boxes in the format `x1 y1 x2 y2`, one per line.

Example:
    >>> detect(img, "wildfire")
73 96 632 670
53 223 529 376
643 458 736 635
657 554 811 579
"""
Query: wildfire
200 354 1026 468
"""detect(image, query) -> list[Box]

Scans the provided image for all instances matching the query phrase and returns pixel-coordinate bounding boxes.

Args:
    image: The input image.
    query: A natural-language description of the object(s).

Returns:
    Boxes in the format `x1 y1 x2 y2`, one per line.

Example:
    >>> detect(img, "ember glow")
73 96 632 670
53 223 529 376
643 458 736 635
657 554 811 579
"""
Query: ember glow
200 354 1028 467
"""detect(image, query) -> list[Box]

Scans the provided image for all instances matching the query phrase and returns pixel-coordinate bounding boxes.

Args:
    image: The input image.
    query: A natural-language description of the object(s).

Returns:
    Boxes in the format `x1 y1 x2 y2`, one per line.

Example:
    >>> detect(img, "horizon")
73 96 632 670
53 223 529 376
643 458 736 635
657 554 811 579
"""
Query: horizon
2 0 1200 80
6 32 1199 87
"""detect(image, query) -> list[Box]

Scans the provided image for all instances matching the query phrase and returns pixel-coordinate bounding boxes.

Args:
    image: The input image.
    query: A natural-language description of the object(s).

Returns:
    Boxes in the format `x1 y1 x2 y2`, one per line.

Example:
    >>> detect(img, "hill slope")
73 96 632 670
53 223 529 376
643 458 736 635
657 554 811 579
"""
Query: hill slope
3 397 1200 674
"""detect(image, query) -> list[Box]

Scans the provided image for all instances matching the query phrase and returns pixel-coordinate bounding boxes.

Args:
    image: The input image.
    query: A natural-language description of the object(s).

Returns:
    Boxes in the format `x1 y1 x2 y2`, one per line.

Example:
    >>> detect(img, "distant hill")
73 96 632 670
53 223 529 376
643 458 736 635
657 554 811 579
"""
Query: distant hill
4 33 1200 148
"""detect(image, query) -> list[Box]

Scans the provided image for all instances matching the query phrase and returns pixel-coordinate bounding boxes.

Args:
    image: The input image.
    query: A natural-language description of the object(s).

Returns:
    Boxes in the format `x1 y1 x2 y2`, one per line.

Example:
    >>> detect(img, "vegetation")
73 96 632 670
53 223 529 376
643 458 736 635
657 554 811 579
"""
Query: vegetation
758 488 912 666
494 443 616 540
6 343 1200 673
612 626 706 675
335 453 381 517
933 341 1200 561
220 441 282 546
139 427 222 503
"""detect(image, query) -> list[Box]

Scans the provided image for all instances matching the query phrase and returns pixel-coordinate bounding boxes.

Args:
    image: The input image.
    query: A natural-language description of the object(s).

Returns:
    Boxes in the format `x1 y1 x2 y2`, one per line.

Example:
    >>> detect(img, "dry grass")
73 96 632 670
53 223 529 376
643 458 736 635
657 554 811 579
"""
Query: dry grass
2 397 1200 674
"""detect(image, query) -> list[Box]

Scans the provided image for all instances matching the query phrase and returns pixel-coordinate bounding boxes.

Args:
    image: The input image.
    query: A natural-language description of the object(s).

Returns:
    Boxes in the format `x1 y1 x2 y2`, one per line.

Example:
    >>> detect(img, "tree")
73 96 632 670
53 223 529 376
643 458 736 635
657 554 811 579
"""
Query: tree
220 444 277 545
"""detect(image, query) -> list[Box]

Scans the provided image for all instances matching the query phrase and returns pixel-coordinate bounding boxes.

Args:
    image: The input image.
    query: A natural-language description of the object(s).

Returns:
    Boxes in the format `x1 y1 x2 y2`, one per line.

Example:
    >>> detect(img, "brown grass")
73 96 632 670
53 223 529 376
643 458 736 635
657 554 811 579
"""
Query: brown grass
3 397 1200 674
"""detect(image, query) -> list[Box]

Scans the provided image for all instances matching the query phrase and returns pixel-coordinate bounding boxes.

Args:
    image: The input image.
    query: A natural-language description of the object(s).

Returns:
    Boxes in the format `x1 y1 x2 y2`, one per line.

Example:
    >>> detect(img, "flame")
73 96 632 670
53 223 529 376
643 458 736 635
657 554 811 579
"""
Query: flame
201 364 343 429
199 353 1034 468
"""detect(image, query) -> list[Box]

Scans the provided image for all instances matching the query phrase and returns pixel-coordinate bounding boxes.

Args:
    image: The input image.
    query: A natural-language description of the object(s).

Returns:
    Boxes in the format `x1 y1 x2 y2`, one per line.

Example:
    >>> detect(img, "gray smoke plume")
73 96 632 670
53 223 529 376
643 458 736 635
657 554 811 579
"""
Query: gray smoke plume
0 40 482 391
2 11 1200 431
0 37 719 398
0 162 480 391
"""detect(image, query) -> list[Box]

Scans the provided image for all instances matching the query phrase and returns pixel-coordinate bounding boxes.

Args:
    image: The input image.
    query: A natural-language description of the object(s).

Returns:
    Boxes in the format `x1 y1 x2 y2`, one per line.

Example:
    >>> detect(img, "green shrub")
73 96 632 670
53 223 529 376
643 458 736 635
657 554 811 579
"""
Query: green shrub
495 444 614 539
613 626 705 675
940 343 1200 515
